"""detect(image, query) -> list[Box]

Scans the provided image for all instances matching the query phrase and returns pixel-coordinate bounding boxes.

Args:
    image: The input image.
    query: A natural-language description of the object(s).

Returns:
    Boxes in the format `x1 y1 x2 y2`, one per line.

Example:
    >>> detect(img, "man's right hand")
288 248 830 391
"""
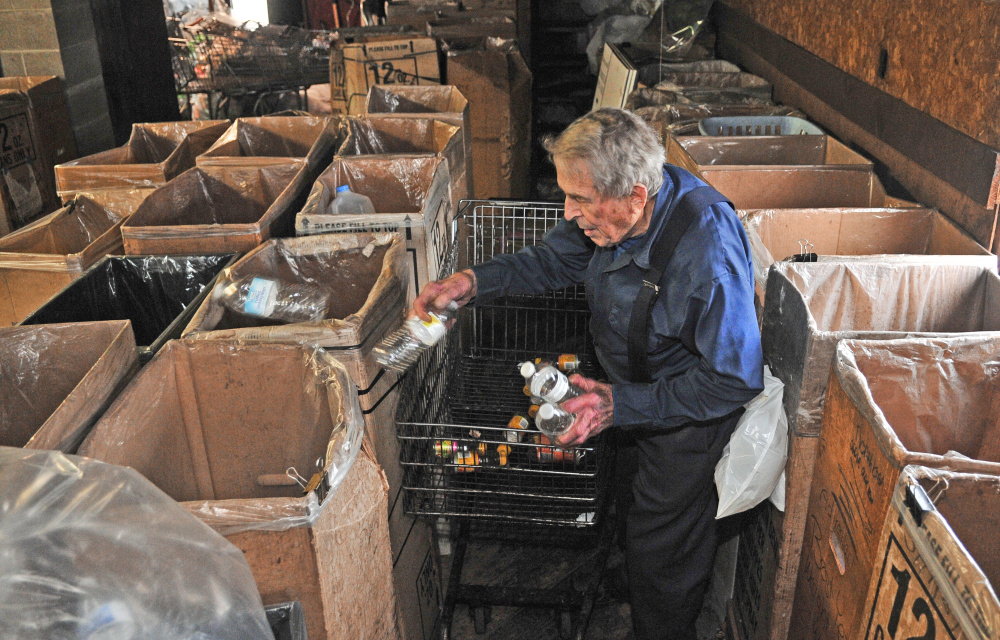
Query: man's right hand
412 269 478 321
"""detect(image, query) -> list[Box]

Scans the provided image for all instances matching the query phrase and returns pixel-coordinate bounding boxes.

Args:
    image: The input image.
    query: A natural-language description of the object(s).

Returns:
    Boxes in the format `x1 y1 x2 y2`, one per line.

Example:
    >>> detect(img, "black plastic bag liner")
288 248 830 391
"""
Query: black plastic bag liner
20 254 236 361
266 602 307 640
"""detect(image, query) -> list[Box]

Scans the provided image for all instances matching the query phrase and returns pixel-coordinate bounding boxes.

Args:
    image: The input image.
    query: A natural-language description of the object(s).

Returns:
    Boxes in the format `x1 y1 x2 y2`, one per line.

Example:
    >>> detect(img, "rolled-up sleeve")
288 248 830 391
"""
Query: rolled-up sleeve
470 219 595 303
612 272 764 428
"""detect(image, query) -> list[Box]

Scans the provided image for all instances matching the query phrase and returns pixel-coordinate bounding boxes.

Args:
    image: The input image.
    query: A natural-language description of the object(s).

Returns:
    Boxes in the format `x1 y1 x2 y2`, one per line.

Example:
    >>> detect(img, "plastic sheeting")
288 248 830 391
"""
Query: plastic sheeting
339 117 460 157
79 341 365 536
0 197 124 271
365 85 469 115
198 116 337 164
21 254 234 353
635 104 802 137
0 447 273 640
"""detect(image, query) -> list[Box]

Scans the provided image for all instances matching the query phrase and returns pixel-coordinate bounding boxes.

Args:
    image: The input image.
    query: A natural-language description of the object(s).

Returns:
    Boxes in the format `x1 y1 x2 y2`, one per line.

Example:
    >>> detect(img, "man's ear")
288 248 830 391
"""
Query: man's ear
630 183 649 215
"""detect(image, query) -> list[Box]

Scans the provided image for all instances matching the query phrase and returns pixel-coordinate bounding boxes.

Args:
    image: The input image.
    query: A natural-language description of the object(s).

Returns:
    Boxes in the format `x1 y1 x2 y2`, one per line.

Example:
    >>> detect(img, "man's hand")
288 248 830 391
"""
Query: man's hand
412 269 478 322
555 375 614 448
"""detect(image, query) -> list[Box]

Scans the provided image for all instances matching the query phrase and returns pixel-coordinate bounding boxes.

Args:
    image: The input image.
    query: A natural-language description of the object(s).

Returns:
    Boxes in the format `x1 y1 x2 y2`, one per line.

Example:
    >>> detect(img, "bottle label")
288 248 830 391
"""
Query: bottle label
244 278 277 317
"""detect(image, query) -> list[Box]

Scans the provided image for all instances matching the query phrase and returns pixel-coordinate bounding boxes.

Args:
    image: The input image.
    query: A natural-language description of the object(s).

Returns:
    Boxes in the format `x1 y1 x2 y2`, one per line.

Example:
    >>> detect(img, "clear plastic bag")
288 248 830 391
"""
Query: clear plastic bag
0 447 273 640
715 366 788 518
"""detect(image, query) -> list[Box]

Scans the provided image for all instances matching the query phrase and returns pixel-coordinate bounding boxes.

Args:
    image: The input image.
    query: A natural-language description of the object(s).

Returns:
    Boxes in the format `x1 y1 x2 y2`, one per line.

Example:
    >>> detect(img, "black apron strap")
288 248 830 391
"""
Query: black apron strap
627 185 733 383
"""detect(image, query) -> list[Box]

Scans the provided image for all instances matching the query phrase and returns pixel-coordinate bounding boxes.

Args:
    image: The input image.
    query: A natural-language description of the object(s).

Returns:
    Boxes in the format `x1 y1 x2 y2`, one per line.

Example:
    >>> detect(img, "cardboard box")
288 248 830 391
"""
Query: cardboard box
181 232 441 640
0 195 138 326
0 90 55 234
364 85 474 207
667 135 891 209
0 76 78 190
21 254 235 362
54 120 230 199
761 262 1000 640
0 320 137 453
330 35 441 115
859 466 1000 640
196 116 341 168
120 163 304 255
791 336 1000 640
742 207 997 301
295 155 453 303
79 341 401 640
339 116 468 214
444 38 531 198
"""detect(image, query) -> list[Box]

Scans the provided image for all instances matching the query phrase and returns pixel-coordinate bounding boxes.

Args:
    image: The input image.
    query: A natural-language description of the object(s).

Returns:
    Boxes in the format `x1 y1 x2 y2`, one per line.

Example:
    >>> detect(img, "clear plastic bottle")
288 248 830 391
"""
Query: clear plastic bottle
326 184 375 215
529 365 583 403
213 275 330 324
374 302 459 372
535 402 576 439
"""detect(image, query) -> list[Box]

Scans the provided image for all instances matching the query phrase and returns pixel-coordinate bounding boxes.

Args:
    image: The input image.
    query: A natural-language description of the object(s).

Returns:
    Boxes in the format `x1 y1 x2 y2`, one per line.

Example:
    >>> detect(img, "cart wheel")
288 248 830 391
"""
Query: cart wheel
558 611 574 639
472 606 491 634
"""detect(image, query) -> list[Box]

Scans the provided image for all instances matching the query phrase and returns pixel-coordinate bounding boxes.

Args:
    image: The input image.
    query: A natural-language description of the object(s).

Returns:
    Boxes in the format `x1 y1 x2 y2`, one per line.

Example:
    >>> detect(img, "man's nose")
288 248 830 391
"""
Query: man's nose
563 198 580 221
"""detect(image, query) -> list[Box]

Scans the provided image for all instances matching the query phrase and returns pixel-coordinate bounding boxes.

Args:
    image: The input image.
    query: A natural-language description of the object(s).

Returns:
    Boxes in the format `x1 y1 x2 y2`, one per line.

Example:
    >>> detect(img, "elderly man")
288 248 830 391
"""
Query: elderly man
414 108 764 639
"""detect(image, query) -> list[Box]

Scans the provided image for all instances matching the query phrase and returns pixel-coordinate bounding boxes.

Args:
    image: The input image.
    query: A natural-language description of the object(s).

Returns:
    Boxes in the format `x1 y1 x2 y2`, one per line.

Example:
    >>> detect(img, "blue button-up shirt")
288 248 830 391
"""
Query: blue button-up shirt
471 164 764 429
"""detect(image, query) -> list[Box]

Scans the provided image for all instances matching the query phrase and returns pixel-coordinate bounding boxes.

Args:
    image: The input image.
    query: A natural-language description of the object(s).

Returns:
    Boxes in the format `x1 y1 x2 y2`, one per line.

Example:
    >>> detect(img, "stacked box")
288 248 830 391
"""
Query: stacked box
329 35 441 115
0 90 57 234
0 320 137 452
181 232 442 640
790 336 1000 640
79 341 400 640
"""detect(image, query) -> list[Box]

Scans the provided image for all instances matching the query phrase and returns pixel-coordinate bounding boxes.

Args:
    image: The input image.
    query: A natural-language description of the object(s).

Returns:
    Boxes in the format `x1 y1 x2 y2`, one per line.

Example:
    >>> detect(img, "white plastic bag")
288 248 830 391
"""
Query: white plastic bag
715 366 788 518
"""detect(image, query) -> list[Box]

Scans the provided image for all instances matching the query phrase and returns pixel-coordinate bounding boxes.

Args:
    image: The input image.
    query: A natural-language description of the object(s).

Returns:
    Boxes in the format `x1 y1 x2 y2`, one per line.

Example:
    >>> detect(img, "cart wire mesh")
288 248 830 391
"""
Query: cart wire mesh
169 16 331 94
396 201 613 529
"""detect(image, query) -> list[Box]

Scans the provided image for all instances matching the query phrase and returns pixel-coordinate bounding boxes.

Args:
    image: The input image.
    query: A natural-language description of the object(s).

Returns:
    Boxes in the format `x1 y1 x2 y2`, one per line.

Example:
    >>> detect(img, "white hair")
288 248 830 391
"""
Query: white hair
543 108 666 200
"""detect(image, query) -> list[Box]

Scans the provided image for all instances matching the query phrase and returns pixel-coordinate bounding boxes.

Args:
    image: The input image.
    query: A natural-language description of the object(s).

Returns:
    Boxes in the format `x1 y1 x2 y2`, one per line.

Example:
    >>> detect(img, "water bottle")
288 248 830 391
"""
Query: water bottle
528 365 583 404
373 302 459 372
213 274 330 324
326 184 375 215
535 402 576 439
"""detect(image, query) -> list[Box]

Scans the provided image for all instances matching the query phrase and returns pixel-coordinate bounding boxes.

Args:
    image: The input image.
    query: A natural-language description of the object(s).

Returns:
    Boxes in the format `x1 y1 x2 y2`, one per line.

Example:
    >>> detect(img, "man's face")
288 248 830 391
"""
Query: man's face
555 156 644 247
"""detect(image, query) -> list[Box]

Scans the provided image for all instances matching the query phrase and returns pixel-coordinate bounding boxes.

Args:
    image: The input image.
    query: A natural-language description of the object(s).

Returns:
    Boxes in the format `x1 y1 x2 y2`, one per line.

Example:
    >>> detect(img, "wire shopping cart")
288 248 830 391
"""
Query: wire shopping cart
396 200 617 639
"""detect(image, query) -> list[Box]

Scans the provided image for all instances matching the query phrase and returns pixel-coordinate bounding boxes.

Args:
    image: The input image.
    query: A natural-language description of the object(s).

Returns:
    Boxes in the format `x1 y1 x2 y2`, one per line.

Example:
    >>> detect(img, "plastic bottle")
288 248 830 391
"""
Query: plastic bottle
506 415 529 443
213 275 330 324
452 445 510 472
326 184 375 215
529 365 583 404
535 402 576 440
557 354 580 373
531 434 584 464
374 302 459 372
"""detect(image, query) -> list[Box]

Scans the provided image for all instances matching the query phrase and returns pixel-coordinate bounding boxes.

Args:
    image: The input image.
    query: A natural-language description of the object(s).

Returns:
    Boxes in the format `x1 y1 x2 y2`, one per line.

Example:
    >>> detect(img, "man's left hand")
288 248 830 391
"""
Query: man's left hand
555 375 614 448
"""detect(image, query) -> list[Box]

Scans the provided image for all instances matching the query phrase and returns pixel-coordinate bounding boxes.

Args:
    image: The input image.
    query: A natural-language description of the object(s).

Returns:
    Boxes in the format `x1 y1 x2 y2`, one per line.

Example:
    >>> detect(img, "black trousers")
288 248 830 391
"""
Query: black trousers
615 410 742 640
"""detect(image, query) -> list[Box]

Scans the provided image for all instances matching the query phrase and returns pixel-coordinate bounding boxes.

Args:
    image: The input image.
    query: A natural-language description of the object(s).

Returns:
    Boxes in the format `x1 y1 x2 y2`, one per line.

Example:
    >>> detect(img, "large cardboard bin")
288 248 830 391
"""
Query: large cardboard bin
196 116 339 168
364 84 474 203
54 121 230 198
859 466 1000 640
667 135 894 209
20 253 235 362
791 336 1000 640
0 194 139 326
79 341 401 640
0 320 137 453
330 35 441 115
758 262 1000 640
0 89 57 234
295 155 453 303
339 116 468 212
181 232 442 640
444 37 531 198
0 76 78 183
120 163 304 255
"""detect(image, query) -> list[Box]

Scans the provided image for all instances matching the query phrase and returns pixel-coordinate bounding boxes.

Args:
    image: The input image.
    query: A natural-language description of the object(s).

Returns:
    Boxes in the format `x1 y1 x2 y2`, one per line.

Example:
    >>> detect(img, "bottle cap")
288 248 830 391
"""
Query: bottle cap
538 403 557 419
519 361 536 378
336 184 350 193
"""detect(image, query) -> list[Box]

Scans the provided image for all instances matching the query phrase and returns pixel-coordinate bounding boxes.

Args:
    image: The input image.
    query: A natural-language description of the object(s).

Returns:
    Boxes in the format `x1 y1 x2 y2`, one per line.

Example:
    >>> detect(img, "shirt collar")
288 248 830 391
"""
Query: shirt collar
602 166 674 272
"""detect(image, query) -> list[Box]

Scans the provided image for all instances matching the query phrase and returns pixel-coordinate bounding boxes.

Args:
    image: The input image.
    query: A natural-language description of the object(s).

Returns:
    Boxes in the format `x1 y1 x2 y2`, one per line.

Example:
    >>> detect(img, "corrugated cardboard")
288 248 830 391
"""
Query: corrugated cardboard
295 155 453 303
79 341 401 640
364 85 474 207
180 233 441 640
0 195 135 326
54 120 230 199
760 262 1000 640
791 336 1000 640
859 466 1000 640
0 320 137 453
120 163 304 255
339 117 467 215
330 35 441 115
667 135 894 209
444 38 531 198
196 116 340 168
0 90 54 234
0 76 78 192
